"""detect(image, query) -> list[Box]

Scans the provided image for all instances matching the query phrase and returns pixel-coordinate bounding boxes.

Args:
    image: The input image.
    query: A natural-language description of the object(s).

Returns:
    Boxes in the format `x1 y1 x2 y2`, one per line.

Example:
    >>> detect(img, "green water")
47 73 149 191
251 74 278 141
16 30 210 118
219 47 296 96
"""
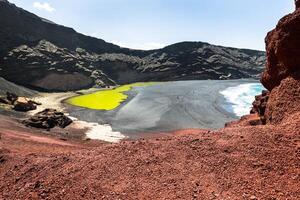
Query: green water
66 82 155 110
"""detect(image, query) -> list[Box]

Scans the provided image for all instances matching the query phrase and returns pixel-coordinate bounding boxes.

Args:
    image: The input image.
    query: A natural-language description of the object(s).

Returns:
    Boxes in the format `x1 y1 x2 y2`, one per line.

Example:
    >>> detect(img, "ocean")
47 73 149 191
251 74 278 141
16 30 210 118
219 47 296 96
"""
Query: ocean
220 83 265 117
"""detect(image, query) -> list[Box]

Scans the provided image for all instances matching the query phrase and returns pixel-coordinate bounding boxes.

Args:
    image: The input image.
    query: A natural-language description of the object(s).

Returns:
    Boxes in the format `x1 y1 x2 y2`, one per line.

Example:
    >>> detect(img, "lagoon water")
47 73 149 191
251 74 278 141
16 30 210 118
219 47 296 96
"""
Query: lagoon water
66 79 264 137
67 82 155 110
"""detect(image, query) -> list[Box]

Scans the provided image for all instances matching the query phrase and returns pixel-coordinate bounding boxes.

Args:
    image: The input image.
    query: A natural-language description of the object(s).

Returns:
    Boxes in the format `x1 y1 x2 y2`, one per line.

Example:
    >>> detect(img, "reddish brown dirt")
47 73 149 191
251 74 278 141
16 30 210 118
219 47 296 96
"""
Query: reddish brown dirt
0 114 299 200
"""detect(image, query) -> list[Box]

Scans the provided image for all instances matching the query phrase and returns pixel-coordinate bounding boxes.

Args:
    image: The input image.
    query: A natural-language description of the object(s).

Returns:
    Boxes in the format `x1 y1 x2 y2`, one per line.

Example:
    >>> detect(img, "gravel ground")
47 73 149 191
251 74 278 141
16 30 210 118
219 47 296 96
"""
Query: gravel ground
0 113 299 199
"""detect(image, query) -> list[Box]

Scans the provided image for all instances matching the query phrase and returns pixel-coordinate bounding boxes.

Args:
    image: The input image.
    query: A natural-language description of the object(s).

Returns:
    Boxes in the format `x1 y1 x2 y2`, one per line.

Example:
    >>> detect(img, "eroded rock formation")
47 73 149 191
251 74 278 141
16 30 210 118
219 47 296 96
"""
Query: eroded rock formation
23 109 73 129
0 92 40 112
261 1 300 124
262 3 300 90
296 0 300 9
250 90 269 124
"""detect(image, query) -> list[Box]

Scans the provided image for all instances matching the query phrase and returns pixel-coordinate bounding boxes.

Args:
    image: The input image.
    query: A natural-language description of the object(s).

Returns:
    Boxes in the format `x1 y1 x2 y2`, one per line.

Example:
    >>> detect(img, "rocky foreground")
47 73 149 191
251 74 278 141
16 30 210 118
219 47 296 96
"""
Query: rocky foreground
1 1 300 199
0 114 299 199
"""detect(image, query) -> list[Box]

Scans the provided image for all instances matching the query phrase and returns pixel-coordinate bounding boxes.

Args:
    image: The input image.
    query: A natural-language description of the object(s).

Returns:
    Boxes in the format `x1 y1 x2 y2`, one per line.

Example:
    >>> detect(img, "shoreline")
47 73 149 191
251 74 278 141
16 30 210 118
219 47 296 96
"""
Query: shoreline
1 79 260 143
66 79 260 140
27 88 126 143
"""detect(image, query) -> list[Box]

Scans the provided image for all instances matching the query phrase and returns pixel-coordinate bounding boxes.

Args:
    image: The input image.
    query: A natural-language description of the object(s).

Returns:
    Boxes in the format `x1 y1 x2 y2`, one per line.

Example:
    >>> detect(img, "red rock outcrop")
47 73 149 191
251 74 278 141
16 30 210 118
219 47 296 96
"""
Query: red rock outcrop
296 0 300 9
261 1 300 124
264 77 300 124
250 90 269 124
262 4 300 90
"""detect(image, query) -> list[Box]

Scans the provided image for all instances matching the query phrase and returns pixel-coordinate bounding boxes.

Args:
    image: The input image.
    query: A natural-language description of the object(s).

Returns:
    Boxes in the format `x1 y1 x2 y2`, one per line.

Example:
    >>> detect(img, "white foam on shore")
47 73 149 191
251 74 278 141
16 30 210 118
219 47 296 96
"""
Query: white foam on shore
28 92 126 143
68 116 126 143
220 83 264 117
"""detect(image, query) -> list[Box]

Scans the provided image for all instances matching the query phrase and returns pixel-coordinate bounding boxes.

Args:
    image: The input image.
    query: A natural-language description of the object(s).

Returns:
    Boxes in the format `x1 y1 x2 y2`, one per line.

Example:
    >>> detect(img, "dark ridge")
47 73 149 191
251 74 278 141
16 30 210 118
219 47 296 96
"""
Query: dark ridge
0 0 266 92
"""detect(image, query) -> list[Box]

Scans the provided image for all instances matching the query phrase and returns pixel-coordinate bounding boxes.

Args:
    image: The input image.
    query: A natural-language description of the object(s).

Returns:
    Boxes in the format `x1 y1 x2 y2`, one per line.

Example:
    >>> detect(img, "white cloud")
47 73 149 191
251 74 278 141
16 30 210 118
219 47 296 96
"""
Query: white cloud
143 42 166 50
111 40 166 50
86 33 166 50
33 2 56 12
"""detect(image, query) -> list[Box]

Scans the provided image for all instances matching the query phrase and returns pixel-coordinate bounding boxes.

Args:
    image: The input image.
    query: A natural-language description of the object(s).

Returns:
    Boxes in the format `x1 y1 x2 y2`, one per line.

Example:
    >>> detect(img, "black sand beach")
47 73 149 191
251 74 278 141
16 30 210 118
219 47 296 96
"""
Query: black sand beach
66 79 259 137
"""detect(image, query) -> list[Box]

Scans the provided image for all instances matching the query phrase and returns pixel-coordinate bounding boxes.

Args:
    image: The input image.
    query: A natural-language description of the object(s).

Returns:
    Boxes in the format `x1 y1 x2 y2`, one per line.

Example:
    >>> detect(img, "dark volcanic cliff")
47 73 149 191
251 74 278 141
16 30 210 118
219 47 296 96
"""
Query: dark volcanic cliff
0 0 266 91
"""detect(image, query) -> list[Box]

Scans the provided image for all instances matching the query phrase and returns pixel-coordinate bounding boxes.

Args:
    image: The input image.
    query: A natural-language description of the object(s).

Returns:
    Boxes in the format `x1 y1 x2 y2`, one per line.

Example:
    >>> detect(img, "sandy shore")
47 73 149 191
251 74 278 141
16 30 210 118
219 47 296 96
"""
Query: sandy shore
22 79 259 142
30 92 76 114
28 89 125 143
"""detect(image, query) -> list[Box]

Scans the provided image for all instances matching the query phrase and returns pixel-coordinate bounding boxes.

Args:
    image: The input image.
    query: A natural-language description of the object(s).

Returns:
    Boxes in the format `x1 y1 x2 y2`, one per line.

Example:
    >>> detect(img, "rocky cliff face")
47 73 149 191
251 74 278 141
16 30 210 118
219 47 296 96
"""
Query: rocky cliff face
0 0 266 91
261 0 300 124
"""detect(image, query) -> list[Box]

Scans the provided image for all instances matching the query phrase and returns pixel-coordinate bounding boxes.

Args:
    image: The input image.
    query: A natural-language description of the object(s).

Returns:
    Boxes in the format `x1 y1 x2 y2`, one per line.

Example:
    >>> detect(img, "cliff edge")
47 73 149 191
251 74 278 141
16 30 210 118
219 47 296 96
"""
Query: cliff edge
261 0 300 124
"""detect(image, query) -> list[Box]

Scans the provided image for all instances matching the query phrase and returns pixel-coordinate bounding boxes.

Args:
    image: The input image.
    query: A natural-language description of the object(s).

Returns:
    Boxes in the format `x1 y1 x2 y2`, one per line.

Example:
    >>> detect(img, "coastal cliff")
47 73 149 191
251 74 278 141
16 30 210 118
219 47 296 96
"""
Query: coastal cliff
0 1 299 199
260 0 300 125
0 0 265 91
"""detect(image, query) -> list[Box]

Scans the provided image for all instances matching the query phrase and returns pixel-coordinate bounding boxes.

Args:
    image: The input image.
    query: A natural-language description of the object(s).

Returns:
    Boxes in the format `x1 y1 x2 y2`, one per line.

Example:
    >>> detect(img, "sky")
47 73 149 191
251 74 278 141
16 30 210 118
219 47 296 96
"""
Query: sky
9 0 294 51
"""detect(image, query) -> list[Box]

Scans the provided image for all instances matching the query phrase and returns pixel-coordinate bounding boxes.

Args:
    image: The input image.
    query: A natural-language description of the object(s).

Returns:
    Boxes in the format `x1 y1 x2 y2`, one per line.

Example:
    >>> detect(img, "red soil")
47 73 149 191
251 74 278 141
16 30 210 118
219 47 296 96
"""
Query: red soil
0 114 299 199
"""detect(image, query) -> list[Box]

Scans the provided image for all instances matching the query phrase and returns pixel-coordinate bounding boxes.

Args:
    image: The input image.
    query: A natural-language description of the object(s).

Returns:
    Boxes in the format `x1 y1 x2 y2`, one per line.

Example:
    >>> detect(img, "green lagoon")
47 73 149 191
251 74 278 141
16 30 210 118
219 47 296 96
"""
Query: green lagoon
66 82 155 110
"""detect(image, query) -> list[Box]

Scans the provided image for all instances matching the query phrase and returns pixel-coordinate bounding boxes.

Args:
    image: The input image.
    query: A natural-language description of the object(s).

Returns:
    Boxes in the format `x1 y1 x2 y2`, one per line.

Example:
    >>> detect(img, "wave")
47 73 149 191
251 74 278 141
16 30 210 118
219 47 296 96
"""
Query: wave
220 83 264 117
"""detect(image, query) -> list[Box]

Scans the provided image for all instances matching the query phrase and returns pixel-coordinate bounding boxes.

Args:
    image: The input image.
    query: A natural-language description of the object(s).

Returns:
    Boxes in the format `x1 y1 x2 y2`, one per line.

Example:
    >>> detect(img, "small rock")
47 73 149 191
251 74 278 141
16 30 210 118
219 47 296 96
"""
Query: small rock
0 97 9 104
6 92 18 103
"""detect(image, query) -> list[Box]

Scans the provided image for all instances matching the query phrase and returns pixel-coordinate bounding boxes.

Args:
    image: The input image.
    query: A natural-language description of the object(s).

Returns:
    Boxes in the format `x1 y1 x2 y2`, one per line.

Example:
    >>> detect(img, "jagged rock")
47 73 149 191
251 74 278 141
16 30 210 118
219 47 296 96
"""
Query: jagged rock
0 97 9 104
296 0 300 9
261 2 300 90
0 91 40 112
264 77 300 124
23 109 73 129
6 92 18 104
13 97 37 112
261 0 300 124
250 90 270 124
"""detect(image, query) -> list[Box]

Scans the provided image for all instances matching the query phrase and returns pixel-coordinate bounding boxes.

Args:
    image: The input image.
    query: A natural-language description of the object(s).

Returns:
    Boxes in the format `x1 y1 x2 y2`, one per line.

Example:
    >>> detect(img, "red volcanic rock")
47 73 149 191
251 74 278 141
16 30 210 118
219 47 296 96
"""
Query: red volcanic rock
225 114 262 127
296 0 300 9
261 3 300 90
250 90 270 124
261 0 300 124
265 77 300 124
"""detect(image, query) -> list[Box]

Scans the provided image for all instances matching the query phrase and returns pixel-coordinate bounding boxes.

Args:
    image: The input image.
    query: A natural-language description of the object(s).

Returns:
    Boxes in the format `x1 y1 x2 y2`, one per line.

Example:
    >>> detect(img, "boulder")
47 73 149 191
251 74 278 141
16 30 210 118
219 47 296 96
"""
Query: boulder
0 91 41 112
23 109 73 129
0 97 9 104
0 92 18 105
250 90 269 124
6 92 18 104
13 97 37 112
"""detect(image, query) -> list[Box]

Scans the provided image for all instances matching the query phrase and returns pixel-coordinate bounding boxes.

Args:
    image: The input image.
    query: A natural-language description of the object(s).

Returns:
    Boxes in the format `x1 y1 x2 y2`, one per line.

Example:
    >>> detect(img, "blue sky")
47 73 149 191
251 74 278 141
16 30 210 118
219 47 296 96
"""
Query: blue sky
9 0 294 50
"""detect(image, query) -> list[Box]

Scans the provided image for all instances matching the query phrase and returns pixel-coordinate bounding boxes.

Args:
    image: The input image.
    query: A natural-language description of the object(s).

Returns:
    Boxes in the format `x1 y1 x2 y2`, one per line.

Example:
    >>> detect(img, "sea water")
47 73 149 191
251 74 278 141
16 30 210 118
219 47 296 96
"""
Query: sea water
220 83 265 117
